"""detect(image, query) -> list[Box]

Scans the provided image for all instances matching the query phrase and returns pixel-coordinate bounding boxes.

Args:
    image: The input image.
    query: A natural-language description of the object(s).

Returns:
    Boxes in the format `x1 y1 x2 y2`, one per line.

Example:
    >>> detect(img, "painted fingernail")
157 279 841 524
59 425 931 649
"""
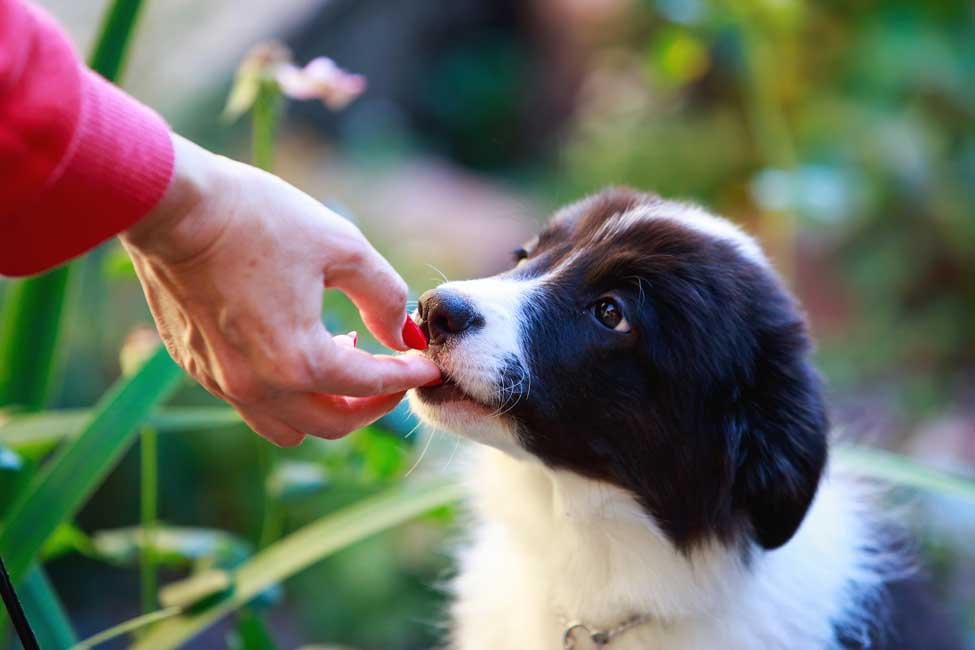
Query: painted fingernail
347 331 358 348
402 316 427 351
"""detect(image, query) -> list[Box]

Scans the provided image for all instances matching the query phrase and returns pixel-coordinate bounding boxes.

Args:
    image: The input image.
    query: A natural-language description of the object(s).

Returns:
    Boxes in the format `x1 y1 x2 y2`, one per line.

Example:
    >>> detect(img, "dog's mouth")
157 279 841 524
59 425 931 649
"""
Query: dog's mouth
414 371 494 411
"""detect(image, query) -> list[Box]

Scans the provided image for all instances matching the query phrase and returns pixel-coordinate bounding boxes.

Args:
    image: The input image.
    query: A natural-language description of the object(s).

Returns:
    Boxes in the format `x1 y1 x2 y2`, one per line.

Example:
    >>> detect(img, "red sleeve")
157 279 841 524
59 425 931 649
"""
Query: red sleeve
0 0 174 277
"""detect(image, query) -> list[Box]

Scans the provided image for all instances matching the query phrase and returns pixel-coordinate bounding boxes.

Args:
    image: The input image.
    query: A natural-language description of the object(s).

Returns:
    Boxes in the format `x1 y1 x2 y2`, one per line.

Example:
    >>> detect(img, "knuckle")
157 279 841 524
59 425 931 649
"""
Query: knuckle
340 234 370 268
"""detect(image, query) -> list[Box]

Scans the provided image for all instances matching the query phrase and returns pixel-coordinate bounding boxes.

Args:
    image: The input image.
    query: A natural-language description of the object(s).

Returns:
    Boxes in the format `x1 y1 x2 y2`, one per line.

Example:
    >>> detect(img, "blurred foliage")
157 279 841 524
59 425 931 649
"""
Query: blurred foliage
1 0 973 648
550 0 974 421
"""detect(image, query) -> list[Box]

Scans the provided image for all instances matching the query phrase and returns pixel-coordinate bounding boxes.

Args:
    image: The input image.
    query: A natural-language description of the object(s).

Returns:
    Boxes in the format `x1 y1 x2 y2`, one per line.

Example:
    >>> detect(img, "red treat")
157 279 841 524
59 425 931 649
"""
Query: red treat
402 316 427 351
423 377 444 387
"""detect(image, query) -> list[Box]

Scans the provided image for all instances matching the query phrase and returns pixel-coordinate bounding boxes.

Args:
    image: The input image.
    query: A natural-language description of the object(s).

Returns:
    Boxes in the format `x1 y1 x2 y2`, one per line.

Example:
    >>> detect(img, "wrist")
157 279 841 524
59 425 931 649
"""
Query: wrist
120 133 223 260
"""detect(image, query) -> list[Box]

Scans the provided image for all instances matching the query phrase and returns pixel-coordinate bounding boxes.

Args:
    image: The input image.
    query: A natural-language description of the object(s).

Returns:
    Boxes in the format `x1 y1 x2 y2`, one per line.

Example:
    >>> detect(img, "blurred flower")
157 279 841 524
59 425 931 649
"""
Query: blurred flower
275 57 367 110
223 42 366 121
223 42 291 122
120 326 161 377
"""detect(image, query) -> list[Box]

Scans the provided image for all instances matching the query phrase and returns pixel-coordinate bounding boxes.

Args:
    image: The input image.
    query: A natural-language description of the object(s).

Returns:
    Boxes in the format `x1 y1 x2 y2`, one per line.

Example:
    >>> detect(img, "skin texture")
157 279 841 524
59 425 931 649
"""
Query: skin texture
120 134 440 446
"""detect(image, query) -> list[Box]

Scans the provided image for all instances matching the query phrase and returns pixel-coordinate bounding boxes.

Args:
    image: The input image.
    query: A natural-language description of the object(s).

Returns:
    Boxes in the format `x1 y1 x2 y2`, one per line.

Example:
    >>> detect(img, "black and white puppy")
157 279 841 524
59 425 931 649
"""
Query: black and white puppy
407 188 950 650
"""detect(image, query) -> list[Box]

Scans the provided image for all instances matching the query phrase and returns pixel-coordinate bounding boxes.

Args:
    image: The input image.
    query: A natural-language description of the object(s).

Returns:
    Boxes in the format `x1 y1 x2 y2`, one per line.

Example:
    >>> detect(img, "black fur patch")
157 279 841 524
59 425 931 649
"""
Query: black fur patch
501 188 828 551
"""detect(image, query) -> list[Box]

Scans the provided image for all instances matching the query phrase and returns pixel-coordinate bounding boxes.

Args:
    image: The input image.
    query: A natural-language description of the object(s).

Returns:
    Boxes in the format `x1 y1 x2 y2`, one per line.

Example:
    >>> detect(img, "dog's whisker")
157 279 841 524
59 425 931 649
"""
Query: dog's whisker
443 435 463 471
403 420 423 439
404 429 437 478
426 263 450 284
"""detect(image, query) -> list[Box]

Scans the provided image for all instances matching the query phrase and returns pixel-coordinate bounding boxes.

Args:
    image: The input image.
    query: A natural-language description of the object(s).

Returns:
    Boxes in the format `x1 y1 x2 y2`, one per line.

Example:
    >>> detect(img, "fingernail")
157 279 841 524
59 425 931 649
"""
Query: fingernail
402 316 427 351
347 331 358 348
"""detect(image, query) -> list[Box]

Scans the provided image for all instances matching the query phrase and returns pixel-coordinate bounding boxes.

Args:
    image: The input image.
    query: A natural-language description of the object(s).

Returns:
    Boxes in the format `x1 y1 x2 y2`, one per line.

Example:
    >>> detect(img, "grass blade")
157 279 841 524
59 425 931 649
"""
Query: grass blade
87 0 148 80
140 427 159 614
0 269 73 410
19 566 79 649
833 445 975 502
0 407 242 453
0 346 183 584
133 477 463 650
69 607 181 650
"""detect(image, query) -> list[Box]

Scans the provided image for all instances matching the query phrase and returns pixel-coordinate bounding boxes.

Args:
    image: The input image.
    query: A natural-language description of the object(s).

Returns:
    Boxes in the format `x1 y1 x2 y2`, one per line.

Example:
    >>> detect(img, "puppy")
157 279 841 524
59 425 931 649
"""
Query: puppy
408 188 956 650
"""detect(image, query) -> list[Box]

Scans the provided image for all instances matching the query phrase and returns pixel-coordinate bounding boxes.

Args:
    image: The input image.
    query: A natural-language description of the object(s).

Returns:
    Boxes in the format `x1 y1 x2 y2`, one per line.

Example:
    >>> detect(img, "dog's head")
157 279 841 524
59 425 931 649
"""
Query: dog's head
408 188 828 552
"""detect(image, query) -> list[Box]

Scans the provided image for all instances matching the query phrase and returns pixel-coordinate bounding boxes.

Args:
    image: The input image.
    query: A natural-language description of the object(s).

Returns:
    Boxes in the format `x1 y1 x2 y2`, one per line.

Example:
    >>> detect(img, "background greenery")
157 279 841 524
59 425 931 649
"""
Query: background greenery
1 0 973 648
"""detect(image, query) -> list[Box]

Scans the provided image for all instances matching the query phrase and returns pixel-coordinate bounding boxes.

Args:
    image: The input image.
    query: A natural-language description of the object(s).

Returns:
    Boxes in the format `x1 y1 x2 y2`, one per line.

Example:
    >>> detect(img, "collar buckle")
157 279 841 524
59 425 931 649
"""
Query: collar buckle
561 614 653 649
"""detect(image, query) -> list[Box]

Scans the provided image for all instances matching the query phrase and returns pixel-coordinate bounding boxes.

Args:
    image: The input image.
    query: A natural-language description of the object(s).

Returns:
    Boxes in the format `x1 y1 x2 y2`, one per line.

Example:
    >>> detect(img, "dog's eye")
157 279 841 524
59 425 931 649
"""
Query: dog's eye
512 247 529 264
593 297 631 333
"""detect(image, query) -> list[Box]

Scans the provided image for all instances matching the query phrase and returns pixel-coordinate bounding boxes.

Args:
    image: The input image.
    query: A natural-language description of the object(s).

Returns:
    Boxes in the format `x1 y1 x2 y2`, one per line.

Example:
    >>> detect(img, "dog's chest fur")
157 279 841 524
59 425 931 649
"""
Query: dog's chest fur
448 446 888 650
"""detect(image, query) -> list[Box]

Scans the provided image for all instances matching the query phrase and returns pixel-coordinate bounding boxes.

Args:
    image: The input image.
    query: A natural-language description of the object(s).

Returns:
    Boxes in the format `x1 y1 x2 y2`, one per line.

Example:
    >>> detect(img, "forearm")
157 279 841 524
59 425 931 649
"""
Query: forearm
0 0 173 277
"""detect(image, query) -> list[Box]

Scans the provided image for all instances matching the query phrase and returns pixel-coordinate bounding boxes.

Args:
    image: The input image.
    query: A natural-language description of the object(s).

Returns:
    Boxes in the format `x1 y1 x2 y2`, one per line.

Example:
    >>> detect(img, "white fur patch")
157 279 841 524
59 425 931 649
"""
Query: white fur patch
597 200 770 268
446 447 896 650
408 277 537 456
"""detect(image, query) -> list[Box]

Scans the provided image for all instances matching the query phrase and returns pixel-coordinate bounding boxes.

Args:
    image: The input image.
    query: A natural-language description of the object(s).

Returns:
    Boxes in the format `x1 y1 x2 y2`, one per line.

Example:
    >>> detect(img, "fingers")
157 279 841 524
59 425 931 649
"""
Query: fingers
301 331 440 396
324 230 413 351
237 391 405 442
236 406 306 447
268 391 407 440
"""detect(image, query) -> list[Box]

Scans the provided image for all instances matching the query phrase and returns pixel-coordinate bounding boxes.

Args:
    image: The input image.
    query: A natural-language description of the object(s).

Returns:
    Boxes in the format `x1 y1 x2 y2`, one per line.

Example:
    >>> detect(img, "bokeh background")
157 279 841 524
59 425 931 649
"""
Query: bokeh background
2 0 973 648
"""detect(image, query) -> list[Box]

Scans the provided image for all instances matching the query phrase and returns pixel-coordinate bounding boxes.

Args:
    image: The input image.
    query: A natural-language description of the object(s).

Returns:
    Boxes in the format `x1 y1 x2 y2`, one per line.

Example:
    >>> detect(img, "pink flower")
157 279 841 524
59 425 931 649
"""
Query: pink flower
274 57 367 110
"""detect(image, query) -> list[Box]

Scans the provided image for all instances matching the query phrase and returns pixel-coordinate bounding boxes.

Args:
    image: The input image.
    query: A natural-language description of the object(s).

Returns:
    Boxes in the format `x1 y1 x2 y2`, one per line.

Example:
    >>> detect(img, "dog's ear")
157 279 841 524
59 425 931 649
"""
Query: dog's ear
733 340 829 550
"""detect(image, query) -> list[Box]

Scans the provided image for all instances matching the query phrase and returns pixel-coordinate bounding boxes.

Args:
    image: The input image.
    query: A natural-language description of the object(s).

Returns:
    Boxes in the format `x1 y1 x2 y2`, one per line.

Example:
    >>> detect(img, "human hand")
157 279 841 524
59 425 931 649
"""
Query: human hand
120 134 439 446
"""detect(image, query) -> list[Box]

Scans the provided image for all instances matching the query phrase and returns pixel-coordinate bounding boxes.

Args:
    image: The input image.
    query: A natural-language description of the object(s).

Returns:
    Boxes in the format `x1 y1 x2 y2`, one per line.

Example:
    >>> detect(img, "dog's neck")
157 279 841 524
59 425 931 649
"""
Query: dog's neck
455 444 886 649
461 445 750 627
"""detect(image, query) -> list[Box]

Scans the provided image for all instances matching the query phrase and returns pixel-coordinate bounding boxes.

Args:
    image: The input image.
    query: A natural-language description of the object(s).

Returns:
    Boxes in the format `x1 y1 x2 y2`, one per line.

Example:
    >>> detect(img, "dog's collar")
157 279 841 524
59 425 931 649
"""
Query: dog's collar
561 613 654 649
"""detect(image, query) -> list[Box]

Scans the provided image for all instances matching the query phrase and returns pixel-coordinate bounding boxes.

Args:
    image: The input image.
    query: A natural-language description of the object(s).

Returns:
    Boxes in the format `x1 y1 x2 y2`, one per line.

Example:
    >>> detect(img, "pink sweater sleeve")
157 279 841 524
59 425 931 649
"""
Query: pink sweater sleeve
0 0 174 277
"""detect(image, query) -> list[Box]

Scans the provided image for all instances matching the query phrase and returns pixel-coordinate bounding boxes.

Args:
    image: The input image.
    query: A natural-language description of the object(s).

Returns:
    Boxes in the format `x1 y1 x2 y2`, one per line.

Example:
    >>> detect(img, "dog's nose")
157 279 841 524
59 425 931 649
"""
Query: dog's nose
418 289 483 345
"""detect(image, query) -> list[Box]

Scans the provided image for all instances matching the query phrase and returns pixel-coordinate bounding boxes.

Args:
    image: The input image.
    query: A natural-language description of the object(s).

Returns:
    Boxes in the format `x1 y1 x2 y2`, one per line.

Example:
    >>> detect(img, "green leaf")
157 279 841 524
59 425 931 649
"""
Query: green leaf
226 609 278 650
133 477 463 649
833 444 975 502
0 442 31 516
0 406 242 454
159 570 234 611
69 607 182 650
101 244 137 279
20 566 79 650
0 346 184 584
40 523 94 562
88 0 148 81
141 426 159 613
92 526 251 568
0 267 73 410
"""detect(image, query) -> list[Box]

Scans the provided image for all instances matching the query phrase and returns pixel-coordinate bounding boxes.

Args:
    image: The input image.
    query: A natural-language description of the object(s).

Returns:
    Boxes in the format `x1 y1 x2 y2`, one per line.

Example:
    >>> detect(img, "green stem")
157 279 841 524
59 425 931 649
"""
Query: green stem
140 427 158 615
251 78 281 172
250 77 283 550
256 441 281 550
